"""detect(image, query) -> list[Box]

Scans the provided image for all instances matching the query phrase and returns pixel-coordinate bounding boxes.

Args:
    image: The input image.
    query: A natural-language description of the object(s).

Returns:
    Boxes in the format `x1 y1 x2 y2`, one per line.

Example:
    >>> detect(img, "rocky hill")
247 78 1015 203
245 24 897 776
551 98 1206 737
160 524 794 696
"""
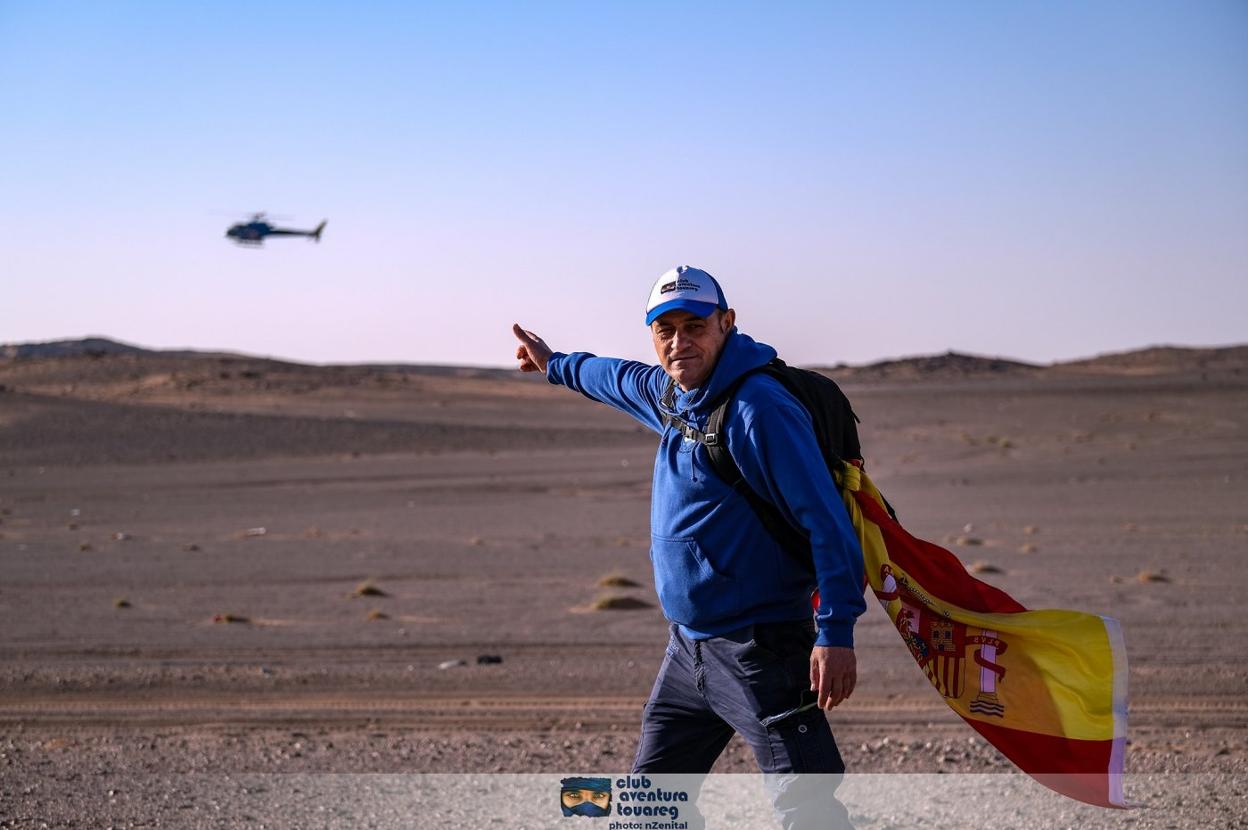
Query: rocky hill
818 350 1041 382
3 338 1245 397
0 336 156 360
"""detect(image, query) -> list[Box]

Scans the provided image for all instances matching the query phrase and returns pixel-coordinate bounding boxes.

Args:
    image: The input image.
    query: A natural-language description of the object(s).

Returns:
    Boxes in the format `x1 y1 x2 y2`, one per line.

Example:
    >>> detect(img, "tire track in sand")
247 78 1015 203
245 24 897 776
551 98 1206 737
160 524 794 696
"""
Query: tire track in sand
2 693 1244 730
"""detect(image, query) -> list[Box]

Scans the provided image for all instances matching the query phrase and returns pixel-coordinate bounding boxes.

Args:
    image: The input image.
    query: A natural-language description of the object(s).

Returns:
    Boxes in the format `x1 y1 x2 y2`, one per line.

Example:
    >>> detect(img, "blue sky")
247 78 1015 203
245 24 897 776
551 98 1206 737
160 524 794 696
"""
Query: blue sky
1 2 1244 367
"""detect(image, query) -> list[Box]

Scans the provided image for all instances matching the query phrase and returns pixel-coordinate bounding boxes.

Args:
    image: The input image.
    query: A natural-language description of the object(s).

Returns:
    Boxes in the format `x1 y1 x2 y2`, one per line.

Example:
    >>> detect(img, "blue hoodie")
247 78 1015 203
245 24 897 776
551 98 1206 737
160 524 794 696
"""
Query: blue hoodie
546 329 866 648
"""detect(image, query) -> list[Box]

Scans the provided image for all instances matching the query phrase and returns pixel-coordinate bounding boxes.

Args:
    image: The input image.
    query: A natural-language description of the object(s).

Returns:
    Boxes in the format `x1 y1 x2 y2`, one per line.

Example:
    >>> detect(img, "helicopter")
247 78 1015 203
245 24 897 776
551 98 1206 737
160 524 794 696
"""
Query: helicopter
225 213 327 245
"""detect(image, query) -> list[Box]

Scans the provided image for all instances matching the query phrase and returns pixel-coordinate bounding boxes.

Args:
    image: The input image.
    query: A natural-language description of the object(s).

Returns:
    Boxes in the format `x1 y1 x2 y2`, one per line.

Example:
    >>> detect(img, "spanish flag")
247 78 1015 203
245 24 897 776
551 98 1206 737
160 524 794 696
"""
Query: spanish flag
839 463 1129 808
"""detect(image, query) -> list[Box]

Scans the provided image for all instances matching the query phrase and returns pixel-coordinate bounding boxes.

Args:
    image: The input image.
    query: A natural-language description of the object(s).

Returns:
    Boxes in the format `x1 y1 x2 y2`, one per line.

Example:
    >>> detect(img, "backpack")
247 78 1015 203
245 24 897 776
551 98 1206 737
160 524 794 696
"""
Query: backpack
660 358 876 572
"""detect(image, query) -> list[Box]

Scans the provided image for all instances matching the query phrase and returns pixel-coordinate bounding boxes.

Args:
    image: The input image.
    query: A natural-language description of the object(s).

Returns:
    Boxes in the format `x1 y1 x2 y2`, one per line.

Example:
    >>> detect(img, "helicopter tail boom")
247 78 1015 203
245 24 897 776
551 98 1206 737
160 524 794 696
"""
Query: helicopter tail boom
313 220 327 242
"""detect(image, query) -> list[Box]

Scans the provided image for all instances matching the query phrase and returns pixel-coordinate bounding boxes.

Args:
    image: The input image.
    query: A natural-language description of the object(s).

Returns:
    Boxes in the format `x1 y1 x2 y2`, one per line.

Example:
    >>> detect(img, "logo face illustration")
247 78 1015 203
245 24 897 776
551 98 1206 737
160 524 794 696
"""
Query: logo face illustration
560 777 612 818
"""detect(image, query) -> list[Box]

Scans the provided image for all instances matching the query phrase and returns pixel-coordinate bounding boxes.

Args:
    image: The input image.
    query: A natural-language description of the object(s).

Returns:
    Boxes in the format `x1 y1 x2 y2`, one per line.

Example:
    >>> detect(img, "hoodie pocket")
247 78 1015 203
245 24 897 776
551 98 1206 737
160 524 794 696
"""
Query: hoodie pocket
650 534 743 627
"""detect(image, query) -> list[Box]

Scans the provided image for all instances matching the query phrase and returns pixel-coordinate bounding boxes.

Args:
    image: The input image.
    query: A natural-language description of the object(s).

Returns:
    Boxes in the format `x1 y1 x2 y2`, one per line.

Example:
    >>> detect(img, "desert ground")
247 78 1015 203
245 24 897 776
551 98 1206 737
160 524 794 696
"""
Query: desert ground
1 341 1245 828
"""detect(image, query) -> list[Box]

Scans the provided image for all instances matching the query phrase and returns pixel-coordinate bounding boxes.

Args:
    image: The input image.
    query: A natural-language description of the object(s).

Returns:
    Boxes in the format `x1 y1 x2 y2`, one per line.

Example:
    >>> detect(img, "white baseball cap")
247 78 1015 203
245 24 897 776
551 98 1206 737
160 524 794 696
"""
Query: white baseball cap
644 266 729 326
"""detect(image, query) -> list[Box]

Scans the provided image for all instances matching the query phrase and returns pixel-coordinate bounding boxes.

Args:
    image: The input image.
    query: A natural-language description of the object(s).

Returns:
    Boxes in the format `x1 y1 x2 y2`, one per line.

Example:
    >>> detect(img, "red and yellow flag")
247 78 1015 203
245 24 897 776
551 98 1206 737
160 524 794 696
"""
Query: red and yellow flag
839 464 1128 808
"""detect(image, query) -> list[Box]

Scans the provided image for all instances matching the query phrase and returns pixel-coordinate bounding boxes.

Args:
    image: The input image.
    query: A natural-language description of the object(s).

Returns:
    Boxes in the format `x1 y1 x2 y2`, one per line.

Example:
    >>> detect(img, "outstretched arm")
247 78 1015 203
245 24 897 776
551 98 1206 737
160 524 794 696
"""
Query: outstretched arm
510 323 667 433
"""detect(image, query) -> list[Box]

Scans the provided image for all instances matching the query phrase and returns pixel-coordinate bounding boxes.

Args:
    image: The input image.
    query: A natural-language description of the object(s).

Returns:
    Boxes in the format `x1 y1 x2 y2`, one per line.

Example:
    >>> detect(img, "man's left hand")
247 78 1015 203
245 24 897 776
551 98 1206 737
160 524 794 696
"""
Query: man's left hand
810 646 856 710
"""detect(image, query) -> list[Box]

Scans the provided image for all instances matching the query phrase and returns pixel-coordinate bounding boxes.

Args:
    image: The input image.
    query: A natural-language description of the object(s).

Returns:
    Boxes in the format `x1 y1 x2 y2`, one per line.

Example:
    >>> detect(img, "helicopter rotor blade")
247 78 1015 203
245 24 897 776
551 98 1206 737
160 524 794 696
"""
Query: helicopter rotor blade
209 210 296 221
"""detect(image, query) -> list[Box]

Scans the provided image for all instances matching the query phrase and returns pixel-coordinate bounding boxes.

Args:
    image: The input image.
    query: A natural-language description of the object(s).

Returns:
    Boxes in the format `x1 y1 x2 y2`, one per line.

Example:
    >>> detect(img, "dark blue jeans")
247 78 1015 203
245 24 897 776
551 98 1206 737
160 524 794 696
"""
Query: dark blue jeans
632 619 853 829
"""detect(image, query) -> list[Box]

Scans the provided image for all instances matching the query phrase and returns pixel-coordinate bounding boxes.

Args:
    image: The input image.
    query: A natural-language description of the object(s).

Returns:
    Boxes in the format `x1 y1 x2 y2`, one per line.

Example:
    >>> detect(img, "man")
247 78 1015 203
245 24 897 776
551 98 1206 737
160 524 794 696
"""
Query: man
512 266 865 826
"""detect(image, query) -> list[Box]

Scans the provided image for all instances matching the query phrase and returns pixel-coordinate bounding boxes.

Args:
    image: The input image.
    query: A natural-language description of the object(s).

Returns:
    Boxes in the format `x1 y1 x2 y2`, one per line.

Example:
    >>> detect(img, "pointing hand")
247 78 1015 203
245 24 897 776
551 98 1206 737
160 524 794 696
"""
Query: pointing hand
512 323 553 374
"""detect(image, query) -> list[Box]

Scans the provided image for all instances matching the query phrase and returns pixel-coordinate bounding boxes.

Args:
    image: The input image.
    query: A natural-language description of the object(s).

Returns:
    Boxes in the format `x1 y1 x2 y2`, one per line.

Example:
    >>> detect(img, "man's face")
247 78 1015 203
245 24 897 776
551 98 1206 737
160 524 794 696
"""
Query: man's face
651 308 736 391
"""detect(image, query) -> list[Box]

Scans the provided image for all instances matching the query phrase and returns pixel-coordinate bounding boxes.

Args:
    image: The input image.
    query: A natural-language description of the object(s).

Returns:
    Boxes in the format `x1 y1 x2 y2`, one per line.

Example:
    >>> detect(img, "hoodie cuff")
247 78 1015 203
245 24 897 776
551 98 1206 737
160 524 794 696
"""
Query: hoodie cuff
815 620 855 649
545 352 567 385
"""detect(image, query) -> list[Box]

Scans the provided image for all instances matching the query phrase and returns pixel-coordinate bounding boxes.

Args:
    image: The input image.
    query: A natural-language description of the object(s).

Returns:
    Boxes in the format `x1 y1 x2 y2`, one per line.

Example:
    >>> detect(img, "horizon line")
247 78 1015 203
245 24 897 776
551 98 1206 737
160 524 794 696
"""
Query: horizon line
4 334 1246 373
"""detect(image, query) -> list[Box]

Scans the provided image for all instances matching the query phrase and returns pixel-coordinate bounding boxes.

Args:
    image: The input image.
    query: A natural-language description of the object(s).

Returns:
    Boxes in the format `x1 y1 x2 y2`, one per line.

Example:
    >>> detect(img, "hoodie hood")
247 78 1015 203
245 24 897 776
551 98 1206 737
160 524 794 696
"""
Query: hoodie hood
667 329 777 419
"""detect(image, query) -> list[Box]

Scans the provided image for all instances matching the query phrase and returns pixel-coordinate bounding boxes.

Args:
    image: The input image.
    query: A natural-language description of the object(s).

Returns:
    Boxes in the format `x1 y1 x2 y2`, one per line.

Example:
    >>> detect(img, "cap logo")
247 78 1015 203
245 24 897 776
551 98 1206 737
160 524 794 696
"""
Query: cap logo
660 277 701 295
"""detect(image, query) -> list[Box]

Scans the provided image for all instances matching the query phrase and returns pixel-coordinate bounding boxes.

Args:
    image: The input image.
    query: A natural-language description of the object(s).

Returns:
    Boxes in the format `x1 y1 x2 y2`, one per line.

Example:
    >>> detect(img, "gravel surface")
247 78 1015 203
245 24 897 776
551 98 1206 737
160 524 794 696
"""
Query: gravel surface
4 766 1246 829
3 357 1246 828
2 721 1244 828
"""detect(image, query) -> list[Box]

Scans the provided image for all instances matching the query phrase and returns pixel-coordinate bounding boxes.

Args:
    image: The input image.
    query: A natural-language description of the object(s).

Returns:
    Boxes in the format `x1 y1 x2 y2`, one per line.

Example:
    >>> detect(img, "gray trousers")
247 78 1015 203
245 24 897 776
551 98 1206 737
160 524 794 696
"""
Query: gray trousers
632 620 854 829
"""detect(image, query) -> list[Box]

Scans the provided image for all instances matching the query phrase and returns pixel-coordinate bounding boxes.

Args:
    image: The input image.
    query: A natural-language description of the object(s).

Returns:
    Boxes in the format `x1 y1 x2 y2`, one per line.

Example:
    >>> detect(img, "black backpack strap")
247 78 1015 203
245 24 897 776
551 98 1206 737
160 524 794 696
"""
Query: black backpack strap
664 369 814 571
661 378 725 446
701 369 815 570
660 377 677 414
